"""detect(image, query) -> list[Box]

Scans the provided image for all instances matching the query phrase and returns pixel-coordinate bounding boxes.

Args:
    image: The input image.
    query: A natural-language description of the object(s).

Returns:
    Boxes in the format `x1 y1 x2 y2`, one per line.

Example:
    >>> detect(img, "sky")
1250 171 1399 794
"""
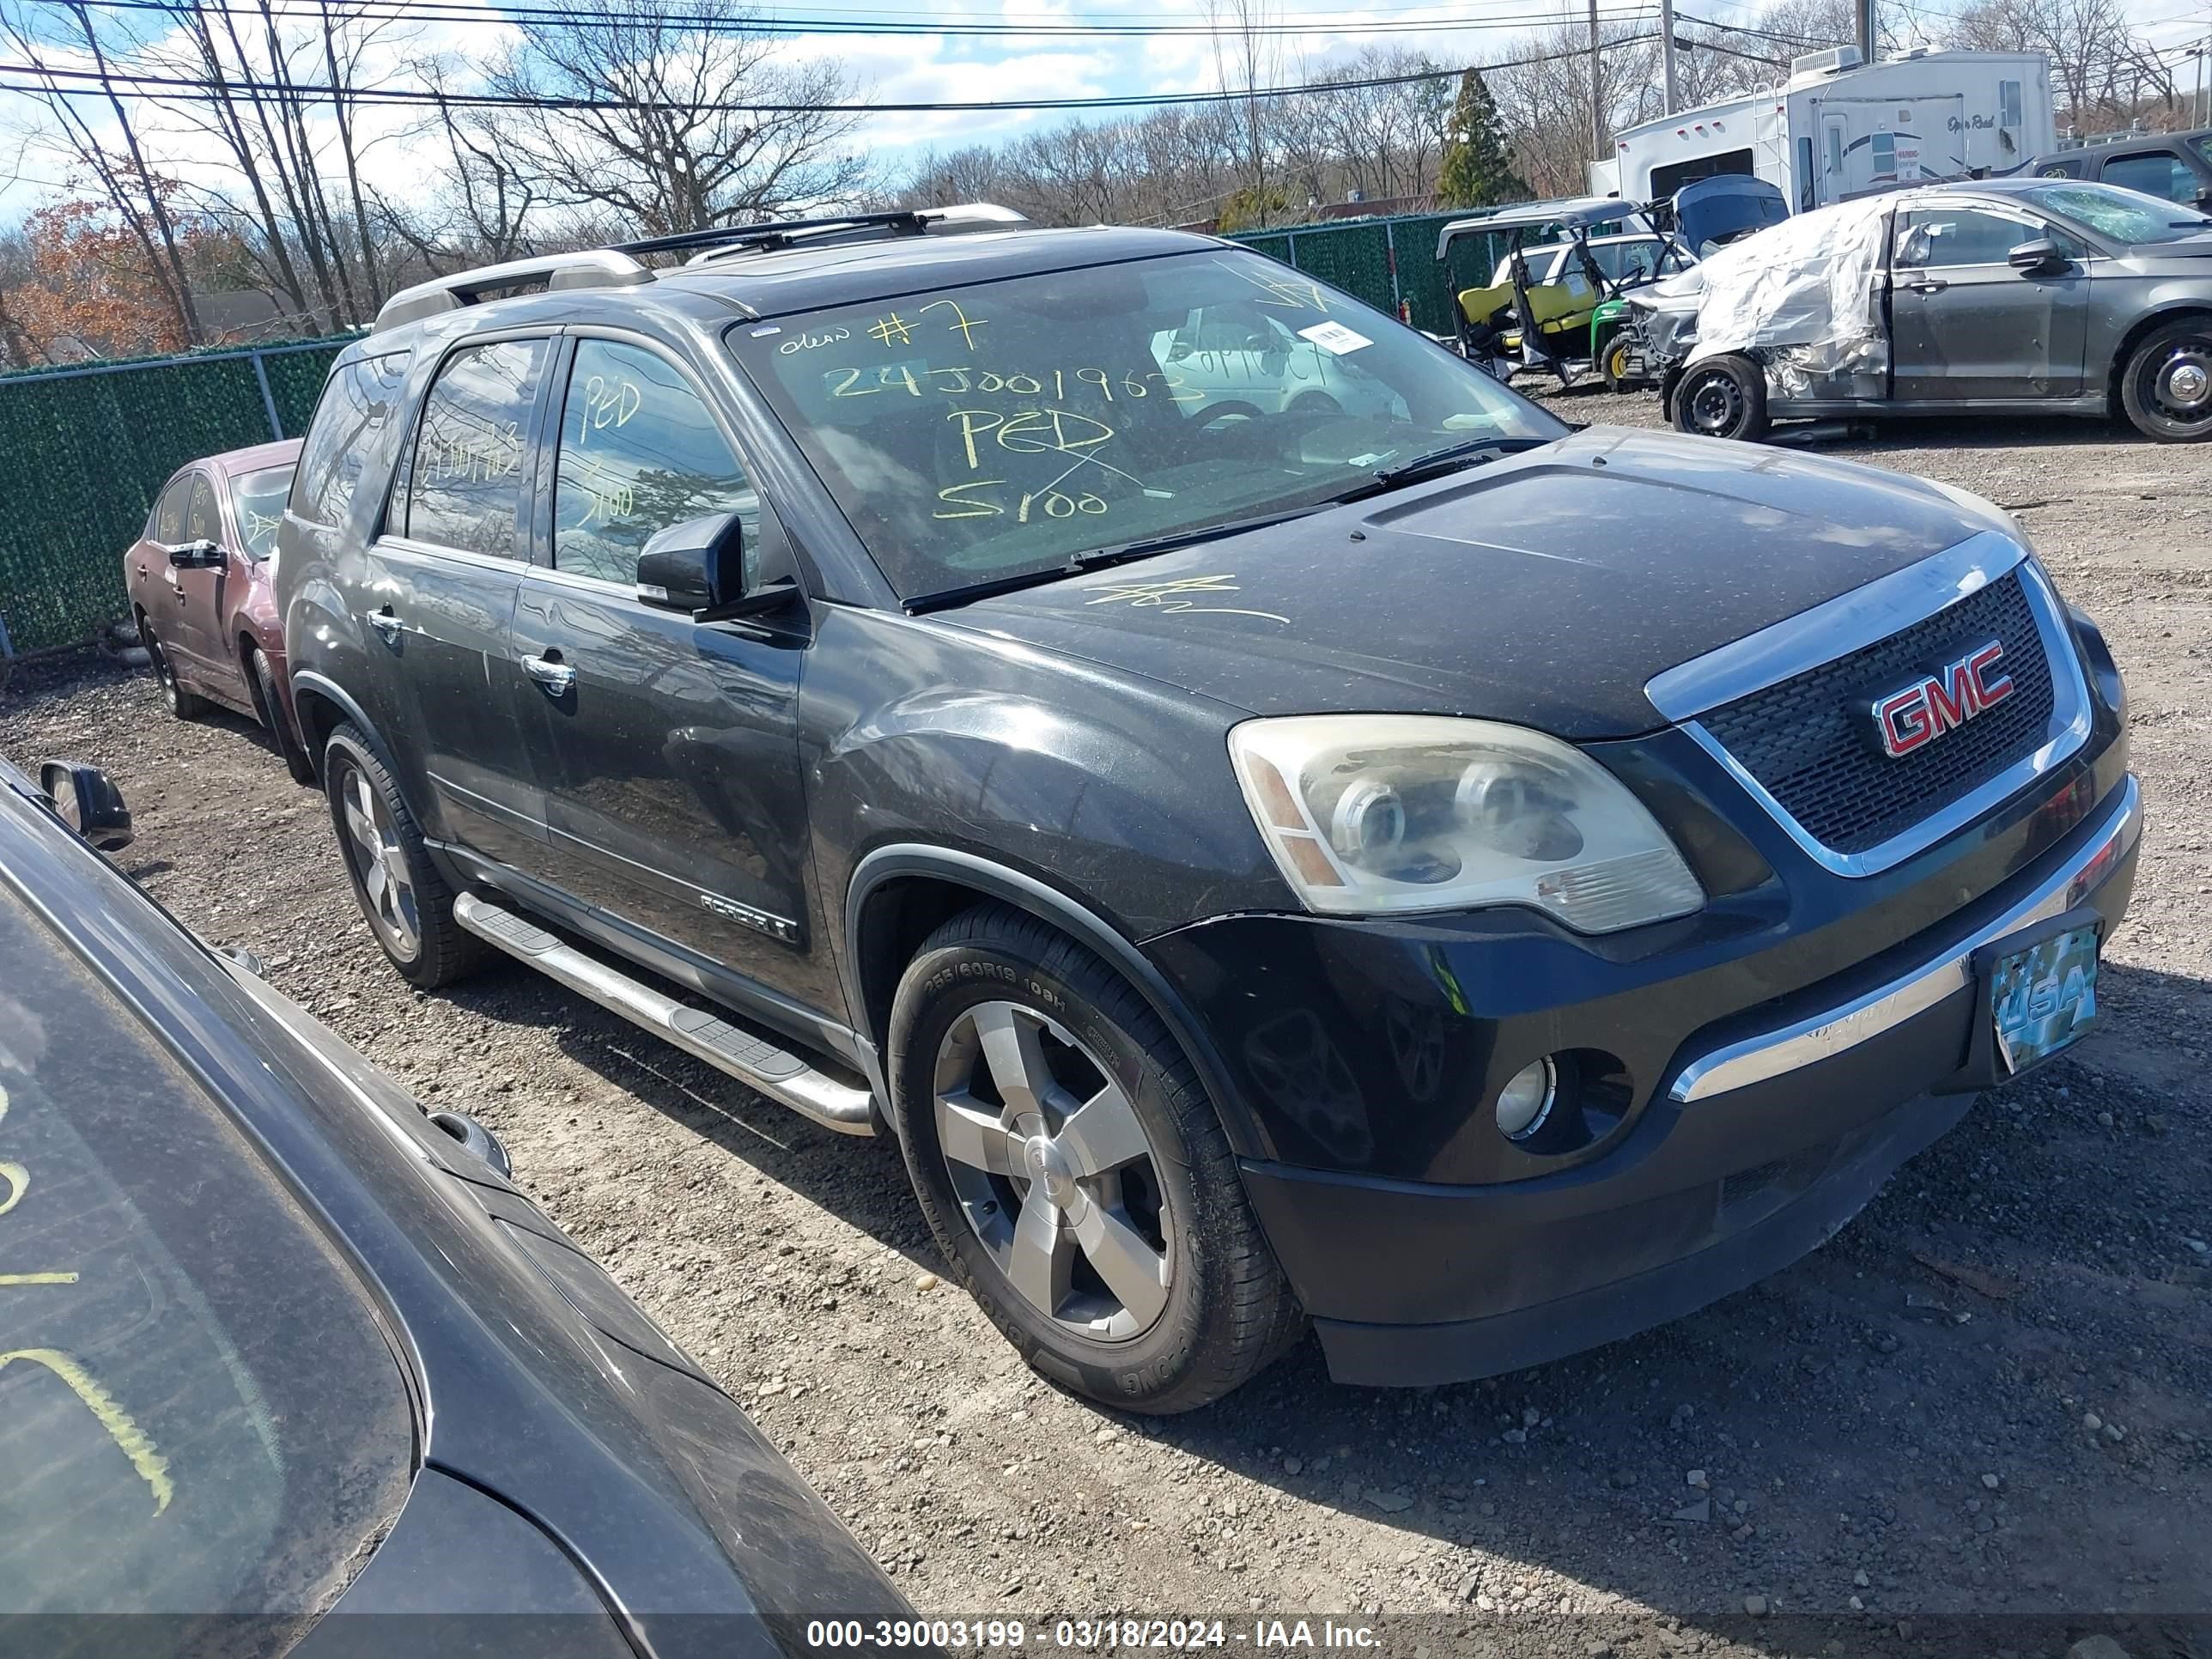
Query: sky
3 0 2209 224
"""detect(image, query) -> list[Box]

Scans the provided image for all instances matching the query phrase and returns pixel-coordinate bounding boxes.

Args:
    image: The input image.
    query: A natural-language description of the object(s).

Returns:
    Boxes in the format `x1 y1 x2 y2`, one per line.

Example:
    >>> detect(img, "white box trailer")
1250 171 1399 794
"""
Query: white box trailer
1595 46 2055 213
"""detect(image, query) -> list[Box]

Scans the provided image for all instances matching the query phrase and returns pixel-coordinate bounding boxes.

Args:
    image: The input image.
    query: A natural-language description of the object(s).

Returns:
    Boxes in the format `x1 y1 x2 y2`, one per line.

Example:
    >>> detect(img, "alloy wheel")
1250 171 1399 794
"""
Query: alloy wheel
336 761 421 961
932 1000 1172 1342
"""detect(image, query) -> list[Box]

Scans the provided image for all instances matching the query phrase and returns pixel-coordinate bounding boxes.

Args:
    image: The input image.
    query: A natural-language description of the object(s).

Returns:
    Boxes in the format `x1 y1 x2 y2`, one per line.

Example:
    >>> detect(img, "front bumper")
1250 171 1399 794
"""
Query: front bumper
1223 772 2142 1385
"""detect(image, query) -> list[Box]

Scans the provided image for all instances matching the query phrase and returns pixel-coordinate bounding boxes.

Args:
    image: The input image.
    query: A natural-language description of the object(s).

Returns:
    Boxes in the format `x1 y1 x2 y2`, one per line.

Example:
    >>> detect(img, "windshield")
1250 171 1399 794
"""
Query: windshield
231 465 294 560
2027 180 2212 244
0 885 410 1644
729 249 1565 600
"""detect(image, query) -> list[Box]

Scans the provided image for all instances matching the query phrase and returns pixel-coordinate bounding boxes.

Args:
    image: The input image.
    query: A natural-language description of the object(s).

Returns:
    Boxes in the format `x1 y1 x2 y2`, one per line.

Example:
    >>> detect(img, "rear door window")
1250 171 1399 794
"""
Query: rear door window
0 887 410 1640
152 476 191 544
2100 151 2197 204
551 338 759 586
404 339 547 560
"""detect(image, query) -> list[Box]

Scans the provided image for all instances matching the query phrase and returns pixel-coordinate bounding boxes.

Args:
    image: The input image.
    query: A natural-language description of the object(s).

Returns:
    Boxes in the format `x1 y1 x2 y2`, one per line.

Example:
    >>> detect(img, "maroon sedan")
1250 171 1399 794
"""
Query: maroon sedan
124 440 314 782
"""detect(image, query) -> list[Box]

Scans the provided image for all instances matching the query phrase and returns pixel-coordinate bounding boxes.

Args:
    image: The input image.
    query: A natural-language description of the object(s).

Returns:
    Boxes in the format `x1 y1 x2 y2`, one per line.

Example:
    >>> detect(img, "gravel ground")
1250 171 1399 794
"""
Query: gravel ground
3 389 2208 1659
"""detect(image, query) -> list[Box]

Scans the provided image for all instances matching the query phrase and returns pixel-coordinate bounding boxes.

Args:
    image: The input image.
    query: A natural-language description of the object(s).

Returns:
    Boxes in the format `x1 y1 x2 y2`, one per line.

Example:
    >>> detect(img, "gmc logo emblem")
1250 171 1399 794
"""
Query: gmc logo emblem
1870 640 2014 758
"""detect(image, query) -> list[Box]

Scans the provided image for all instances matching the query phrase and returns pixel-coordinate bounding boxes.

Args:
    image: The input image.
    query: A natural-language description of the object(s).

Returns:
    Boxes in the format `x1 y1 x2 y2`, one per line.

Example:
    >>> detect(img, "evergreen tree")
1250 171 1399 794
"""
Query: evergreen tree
1436 69 1530 210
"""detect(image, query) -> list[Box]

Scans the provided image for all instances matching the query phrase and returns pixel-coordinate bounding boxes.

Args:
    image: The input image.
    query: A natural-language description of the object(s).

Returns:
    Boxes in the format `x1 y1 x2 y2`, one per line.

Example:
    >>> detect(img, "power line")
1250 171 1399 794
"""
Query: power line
11 0 1676 39
0 31 1662 112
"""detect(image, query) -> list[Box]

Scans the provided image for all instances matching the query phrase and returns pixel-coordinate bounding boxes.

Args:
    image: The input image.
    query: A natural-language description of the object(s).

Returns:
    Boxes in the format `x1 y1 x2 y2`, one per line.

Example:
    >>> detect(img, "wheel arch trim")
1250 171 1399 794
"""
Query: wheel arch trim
2108 301 2212 403
843 843 1272 1160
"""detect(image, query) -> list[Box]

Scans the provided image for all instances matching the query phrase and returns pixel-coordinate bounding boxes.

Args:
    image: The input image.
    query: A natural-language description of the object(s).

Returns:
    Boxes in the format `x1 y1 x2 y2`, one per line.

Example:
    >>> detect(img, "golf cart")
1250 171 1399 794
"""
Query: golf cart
1436 197 1648 386
1588 176 1792 391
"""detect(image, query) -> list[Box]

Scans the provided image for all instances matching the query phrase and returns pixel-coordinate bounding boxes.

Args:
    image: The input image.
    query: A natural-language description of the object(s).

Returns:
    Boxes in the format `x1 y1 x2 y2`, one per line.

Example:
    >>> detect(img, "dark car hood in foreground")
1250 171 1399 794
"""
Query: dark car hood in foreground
939 426 2011 738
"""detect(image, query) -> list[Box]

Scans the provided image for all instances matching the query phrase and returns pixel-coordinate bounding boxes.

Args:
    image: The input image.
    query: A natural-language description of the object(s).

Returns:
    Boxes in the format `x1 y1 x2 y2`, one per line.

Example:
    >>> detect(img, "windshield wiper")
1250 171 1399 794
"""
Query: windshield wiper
1332 434 1555 503
904 505 1324 614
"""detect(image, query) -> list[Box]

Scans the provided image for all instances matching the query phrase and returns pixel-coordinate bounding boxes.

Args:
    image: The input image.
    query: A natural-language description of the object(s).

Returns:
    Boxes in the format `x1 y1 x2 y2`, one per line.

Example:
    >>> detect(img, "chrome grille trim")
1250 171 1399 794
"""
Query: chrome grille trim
1644 533 2092 878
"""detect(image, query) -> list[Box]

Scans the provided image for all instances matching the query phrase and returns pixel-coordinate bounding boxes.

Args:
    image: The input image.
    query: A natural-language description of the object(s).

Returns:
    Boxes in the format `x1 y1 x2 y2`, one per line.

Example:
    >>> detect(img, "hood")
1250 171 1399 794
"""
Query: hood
935 427 2012 739
1672 176 1790 259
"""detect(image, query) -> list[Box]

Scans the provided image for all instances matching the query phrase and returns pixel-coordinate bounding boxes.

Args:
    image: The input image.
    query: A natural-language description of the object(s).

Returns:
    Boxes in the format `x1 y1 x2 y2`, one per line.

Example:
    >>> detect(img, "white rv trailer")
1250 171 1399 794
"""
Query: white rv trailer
1593 46 2056 213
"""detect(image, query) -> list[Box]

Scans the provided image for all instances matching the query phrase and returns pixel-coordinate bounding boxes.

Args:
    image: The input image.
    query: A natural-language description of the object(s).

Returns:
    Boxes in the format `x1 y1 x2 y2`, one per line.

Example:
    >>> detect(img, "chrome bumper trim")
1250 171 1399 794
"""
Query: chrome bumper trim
1669 774 2141 1105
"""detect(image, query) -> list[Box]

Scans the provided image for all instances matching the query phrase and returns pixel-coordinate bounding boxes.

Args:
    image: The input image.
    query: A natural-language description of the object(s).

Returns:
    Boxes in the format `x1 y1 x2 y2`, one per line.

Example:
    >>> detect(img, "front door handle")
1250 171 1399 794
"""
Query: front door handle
1906 277 1948 295
521 652 576 694
367 606 403 640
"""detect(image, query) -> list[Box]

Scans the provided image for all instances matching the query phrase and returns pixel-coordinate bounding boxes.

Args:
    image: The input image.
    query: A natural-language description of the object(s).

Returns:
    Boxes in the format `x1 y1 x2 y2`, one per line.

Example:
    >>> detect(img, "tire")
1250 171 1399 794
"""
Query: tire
1671 354 1770 442
888 903 1304 1413
322 723 483 988
1601 331 1637 394
250 645 318 786
142 619 205 718
2118 319 2212 442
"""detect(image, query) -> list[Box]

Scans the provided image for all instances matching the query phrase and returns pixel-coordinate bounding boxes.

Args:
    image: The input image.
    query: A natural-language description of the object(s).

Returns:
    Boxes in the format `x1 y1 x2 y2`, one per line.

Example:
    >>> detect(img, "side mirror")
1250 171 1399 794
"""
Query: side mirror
635 512 795 624
167 538 225 569
2008 238 2067 276
40 761 133 853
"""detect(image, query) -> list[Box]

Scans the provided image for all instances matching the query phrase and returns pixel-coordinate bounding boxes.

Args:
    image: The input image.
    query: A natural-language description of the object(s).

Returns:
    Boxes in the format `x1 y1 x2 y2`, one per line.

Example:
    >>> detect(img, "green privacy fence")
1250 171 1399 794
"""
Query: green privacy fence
1226 211 1498 337
0 337 356 654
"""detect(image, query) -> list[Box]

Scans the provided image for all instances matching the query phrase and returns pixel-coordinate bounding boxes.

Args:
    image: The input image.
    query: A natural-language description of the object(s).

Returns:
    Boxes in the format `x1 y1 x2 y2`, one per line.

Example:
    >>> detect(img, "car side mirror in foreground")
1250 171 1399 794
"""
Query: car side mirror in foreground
635 511 795 623
40 761 133 853
167 538 225 569
2008 238 2068 276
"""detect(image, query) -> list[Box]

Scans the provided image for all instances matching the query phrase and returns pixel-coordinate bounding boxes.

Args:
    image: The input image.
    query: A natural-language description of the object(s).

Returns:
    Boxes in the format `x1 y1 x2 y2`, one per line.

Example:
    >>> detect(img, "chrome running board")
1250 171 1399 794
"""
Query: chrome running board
452 892 878 1136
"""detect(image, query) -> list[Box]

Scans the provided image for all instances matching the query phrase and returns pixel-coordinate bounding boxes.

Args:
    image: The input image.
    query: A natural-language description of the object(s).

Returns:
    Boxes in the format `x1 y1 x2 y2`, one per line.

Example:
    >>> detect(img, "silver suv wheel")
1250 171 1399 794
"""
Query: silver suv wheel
333 757 421 961
933 1000 1171 1342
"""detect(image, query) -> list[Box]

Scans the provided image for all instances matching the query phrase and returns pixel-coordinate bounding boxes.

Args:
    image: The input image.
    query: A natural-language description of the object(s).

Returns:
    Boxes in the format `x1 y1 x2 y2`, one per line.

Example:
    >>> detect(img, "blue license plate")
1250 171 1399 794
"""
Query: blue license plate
1991 925 2100 1073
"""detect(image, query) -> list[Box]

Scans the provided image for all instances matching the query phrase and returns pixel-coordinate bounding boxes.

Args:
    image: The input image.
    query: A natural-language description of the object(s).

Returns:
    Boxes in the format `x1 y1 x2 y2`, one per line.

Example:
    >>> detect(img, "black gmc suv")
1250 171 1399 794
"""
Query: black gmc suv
273 204 2141 1413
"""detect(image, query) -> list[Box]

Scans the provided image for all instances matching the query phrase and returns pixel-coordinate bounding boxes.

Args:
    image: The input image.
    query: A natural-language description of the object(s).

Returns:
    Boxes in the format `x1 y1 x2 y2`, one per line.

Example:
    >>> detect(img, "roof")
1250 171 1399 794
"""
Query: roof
1436 198 1645 258
208 437 303 477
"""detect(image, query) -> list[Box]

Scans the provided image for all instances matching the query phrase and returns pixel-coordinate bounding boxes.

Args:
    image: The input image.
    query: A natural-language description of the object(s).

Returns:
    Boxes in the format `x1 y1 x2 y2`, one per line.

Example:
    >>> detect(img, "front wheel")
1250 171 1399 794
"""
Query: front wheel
888 904 1304 1413
1671 354 1770 442
2119 320 2212 441
1601 331 1637 393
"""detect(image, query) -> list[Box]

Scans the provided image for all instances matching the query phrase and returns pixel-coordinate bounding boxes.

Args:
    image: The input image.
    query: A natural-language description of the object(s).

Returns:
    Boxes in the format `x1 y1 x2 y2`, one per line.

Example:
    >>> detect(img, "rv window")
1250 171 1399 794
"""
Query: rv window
1999 80 2023 127
1825 127 1844 173
1797 138 1816 210
1871 132 1897 177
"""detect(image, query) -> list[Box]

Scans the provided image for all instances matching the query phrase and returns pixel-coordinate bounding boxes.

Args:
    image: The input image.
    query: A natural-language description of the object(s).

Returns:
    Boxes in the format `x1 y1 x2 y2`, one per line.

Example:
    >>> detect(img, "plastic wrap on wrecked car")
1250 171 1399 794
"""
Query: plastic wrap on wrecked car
1684 198 1893 400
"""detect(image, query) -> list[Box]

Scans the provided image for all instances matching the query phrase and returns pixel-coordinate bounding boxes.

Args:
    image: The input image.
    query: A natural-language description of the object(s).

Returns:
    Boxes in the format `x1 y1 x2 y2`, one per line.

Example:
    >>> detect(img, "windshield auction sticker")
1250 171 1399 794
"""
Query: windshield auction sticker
1295 321 1372 356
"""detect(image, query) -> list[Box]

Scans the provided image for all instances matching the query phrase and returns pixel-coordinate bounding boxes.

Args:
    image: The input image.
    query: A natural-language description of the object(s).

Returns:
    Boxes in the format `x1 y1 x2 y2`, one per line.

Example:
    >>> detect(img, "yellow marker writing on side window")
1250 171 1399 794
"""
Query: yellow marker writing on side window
0 1348 173 1515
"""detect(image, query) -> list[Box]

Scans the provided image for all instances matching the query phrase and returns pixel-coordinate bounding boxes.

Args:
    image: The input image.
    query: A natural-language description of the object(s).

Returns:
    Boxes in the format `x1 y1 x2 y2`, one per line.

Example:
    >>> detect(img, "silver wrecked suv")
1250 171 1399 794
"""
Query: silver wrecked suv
274 203 2137 1411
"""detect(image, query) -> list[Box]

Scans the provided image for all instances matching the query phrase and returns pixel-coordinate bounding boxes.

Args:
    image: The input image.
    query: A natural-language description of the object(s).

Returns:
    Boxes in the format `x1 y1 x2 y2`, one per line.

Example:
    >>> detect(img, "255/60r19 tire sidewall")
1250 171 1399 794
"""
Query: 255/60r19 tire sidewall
888 904 1304 1413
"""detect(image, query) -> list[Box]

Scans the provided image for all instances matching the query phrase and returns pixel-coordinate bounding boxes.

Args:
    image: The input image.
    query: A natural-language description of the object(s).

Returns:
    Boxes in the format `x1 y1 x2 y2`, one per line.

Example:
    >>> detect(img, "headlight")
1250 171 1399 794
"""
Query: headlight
1228 714 1705 931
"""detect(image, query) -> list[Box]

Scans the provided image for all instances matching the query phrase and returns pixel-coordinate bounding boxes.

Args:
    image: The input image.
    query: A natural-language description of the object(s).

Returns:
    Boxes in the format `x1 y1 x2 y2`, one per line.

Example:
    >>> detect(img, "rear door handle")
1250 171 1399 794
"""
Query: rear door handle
521 652 576 694
367 606 403 640
1906 278 1948 295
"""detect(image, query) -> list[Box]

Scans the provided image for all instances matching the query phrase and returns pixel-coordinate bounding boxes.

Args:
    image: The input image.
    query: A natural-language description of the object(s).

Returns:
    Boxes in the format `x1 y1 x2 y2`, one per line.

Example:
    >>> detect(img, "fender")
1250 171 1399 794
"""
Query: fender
286 669 385 765
844 843 1273 1161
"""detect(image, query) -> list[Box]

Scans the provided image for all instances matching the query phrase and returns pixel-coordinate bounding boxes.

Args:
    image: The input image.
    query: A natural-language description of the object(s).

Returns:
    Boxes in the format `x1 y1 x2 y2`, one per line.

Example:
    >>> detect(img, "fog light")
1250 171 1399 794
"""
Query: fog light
1495 1056 1558 1140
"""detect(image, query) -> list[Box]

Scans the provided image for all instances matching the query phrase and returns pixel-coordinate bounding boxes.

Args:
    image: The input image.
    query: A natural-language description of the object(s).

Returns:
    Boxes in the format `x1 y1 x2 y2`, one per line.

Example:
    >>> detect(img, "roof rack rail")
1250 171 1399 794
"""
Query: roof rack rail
373 248 653 333
368 204 1030 333
672 202 1030 266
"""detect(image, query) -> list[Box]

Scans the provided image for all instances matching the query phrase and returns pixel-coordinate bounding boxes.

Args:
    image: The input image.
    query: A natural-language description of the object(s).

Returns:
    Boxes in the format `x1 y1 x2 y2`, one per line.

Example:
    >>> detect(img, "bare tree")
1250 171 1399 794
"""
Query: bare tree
1948 0 2175 131
485 0 871 234
0 0 202 341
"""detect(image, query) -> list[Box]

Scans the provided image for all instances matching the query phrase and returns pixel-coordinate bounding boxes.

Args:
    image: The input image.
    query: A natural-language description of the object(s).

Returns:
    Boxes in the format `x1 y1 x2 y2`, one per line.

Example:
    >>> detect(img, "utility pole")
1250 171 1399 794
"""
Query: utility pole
1589 0 1606 164
1857 0 1877 63
1661 0 1679 113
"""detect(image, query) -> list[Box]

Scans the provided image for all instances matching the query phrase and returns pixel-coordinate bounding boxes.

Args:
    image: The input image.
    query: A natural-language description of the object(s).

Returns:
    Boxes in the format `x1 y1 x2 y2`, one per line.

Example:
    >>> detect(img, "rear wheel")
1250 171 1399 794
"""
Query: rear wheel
322 723 483 988
1601 330 1637 393
249 645 317 785
142 619 204 718
888 903 1303 1413
1671 354 1770 442
2119 319 2212 442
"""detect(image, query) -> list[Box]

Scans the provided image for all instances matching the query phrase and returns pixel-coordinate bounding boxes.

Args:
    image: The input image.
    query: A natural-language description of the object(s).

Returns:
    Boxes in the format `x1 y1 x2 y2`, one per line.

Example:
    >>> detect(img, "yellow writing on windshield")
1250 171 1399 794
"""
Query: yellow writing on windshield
917 297 988 353
0 1349 174 1516
0 1160 22 1217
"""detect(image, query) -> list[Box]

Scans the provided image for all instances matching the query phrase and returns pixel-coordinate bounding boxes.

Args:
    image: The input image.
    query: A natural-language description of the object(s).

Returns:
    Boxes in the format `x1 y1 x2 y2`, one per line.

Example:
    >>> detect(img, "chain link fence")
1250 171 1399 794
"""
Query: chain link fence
0 337 355 655
1226 210 1501 338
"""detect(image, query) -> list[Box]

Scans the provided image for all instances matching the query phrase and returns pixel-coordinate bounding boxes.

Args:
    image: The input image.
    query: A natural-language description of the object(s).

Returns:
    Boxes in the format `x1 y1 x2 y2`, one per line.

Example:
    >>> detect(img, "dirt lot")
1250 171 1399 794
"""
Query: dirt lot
4 390 2209 1659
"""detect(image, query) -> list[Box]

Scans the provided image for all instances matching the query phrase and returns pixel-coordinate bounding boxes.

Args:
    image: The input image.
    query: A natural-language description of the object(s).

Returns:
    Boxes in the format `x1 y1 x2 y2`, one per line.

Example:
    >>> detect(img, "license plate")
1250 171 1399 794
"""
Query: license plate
1990 925 2100 1073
